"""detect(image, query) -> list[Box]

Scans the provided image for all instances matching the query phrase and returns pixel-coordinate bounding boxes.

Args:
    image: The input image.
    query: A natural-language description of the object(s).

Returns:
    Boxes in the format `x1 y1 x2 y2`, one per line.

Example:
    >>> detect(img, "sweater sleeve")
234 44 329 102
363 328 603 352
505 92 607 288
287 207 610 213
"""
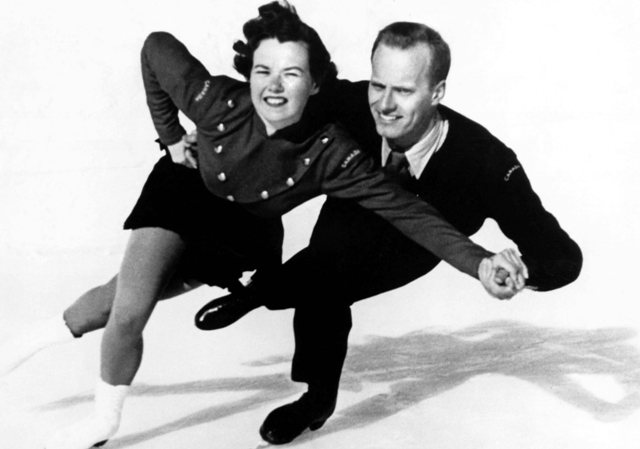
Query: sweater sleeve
319 144 493 279
140 32 218 145
484 145 582 291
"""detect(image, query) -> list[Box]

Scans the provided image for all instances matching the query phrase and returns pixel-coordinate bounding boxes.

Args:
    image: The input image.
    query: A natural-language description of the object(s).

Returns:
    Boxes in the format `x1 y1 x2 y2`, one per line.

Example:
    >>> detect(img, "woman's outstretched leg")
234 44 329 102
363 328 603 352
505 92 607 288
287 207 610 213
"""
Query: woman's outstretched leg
1 243 200 378
46 227 186 449
0 277 118 377
64 271 200 337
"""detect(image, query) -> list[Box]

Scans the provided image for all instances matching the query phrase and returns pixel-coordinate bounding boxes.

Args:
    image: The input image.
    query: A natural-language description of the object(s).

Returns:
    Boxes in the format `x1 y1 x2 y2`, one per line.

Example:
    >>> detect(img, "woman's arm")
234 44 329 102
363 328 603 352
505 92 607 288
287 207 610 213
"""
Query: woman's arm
319 140 526 289
140 32 217 146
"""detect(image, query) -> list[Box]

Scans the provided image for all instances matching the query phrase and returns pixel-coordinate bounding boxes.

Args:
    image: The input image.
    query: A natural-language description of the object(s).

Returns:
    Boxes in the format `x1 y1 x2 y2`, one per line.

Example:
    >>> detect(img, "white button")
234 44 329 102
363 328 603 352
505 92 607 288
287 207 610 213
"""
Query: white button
227 99 235 108
286 177 295 187
226 195 235 202
321 137 329 144
260 190 269 200
217 172 226 182
214 145 223 154
217 123 225 132
303 158 311 166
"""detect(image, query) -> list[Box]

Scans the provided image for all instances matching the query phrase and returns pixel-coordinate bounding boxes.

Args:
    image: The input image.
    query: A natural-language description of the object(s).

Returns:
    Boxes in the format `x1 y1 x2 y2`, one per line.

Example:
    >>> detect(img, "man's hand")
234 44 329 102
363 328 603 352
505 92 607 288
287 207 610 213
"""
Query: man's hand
167 131 198 169
478 249 528 300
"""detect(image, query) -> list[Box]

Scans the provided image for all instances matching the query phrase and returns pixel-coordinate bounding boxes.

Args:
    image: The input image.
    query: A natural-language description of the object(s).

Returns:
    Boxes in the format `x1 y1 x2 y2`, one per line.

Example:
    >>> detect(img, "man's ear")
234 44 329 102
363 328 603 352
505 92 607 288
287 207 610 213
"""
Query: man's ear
431 80 446 104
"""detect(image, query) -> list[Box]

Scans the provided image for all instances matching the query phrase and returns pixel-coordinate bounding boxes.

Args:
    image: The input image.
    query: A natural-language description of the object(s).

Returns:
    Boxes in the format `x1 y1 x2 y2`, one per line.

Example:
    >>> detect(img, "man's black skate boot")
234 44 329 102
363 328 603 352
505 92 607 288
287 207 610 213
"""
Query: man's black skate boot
195 284 261 330
259 387 337 444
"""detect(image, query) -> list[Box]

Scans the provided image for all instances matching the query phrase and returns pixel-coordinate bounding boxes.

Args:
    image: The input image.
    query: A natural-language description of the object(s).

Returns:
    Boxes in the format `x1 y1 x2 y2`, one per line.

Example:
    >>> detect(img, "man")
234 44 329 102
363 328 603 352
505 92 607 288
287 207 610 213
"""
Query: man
200 20 583 445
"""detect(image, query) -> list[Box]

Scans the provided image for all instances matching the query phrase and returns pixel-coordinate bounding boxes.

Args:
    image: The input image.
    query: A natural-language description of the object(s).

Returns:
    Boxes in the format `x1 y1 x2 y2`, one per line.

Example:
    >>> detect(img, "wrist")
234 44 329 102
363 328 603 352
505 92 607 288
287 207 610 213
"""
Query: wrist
477 256 491 278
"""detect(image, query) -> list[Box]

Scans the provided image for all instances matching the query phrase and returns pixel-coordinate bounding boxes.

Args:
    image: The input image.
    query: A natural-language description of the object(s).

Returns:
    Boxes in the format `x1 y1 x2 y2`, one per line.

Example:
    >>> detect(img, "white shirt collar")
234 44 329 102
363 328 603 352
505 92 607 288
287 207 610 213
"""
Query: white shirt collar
382 111 449 179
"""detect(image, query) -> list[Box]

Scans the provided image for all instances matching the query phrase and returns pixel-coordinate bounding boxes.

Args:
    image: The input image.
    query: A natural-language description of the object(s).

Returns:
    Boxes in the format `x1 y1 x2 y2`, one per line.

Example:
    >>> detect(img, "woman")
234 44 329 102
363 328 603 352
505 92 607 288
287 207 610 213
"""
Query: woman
2 3 525 448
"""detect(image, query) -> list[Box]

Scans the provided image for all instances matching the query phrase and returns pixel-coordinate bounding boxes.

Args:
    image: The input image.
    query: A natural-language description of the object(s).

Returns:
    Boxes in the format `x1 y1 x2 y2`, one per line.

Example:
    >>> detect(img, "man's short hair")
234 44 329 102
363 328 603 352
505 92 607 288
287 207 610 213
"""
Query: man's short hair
371 22 451 85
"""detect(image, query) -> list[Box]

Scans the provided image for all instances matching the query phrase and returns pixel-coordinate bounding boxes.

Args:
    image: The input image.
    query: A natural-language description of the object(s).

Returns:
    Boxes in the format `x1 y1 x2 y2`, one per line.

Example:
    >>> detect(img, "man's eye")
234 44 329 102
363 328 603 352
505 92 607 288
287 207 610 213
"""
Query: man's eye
370 84 384 91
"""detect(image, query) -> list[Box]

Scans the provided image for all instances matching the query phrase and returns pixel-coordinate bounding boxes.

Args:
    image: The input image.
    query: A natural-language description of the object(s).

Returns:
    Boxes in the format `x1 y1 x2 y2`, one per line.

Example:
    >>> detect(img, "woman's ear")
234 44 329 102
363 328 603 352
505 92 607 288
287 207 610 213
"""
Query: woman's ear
310 82 320 96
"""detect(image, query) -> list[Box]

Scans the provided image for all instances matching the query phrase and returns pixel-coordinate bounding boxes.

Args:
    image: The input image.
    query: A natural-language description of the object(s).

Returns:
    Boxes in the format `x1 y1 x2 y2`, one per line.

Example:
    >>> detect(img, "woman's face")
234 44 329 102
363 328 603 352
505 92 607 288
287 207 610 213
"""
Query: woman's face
250 38 319 135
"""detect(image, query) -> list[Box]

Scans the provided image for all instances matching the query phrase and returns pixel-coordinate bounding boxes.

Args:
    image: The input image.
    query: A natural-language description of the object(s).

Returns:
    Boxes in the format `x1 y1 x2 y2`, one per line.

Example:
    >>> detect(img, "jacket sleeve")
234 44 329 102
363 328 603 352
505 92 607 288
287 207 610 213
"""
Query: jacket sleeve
483 145 582 291
140 32 219 145
319 144 492 279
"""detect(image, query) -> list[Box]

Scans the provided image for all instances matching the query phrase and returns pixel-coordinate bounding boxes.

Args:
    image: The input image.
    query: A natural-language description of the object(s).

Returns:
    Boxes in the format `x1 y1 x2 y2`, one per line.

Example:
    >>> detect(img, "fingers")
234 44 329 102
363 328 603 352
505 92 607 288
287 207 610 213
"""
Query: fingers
490 250 528 291
491 253 520 287
478 258 517 300
494 267 509 284
184 129 198 145
501 248 529 280
167 133 198 169
182 130 199 168
185 149 199 169
478 254 528 300
167 139 187 164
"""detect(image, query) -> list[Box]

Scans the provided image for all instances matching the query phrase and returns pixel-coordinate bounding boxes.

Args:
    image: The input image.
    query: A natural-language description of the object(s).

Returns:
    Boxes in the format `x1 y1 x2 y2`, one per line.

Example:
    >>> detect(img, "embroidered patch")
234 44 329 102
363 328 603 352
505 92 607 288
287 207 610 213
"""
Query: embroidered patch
195 80 211 102
341 149 361 168
503 164 521 182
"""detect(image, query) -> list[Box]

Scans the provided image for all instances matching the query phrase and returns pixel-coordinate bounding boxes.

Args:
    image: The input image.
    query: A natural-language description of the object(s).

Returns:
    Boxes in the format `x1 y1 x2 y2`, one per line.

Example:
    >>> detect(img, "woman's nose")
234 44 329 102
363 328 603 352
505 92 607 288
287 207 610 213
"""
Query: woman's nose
267 75 284 92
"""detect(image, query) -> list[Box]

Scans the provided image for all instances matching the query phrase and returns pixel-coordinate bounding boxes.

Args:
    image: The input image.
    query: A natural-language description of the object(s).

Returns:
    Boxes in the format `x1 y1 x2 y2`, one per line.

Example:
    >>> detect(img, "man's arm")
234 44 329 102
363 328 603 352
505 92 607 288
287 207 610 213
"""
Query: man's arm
484 145 582 291
318 134 527 292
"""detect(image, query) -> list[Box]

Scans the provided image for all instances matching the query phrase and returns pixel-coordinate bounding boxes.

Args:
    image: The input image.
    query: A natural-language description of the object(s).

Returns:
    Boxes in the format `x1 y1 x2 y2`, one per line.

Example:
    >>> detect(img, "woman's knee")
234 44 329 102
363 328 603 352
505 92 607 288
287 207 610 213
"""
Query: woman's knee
107 306 149 339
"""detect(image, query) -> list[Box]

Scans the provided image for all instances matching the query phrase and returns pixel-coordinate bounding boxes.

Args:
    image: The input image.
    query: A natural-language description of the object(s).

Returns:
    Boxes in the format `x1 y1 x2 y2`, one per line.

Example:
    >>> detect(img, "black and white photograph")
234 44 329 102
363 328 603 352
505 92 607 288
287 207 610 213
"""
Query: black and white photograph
1 0 639 447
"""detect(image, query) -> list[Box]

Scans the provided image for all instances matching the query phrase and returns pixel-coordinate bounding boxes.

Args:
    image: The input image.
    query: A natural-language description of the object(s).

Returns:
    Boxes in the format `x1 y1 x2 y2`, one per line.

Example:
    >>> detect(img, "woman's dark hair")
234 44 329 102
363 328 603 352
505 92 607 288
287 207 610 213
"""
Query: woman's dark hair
233 2 337 88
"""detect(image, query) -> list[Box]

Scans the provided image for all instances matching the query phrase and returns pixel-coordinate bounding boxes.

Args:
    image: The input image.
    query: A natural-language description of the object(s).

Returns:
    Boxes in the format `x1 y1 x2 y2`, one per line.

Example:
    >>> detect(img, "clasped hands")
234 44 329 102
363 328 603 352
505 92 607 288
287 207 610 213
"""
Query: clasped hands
478 248 528 300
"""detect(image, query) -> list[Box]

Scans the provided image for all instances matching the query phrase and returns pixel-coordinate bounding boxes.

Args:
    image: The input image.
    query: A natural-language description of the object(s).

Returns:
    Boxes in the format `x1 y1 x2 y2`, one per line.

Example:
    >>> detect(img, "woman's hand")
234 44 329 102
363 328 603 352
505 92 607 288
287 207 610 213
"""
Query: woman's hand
478 249 529 300
167 131 198 169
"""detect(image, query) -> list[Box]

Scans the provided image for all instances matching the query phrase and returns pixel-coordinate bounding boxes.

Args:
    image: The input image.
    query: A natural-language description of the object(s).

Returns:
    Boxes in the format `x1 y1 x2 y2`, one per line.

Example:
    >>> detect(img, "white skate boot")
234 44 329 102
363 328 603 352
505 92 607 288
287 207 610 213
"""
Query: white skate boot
45 380 129 449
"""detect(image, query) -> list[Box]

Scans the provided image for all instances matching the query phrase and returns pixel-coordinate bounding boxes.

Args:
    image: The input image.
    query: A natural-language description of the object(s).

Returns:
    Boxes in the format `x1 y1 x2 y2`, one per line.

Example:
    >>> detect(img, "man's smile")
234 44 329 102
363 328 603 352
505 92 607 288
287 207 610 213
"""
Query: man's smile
376 111 402 122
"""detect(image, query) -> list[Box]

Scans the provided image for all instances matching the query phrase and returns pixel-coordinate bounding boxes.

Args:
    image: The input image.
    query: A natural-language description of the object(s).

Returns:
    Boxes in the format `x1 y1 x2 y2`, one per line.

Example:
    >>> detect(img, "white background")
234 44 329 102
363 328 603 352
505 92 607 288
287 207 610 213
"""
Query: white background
1 1 640 448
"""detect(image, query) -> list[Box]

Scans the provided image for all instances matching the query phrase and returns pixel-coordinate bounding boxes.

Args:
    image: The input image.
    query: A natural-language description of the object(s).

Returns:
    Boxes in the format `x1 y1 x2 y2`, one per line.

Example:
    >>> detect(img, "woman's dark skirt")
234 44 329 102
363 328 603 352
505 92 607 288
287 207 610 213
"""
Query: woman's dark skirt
124 155 284 288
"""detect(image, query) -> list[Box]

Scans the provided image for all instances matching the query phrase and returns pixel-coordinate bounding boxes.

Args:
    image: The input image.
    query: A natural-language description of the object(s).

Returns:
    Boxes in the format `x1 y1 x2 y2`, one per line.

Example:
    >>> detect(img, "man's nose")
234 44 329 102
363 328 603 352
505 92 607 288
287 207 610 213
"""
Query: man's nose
380 89 395 111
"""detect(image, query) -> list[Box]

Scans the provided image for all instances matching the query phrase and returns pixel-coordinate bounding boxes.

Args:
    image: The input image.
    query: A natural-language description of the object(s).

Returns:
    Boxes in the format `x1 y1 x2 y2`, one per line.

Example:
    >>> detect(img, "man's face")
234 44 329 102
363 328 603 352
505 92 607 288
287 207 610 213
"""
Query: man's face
368 43 444 149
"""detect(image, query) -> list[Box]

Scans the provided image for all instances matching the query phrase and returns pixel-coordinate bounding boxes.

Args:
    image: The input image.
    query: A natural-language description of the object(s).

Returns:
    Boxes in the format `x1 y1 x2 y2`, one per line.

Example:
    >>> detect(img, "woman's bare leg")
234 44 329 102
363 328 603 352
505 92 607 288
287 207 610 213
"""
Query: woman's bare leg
1 235 201 378
64 268 201 337
101 227 186 385
46 227 187 449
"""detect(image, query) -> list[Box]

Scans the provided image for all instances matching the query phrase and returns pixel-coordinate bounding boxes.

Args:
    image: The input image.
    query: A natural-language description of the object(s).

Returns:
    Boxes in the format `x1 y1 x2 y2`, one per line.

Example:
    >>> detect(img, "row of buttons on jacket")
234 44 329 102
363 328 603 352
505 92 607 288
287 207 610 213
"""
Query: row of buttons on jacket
215 97 330 202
